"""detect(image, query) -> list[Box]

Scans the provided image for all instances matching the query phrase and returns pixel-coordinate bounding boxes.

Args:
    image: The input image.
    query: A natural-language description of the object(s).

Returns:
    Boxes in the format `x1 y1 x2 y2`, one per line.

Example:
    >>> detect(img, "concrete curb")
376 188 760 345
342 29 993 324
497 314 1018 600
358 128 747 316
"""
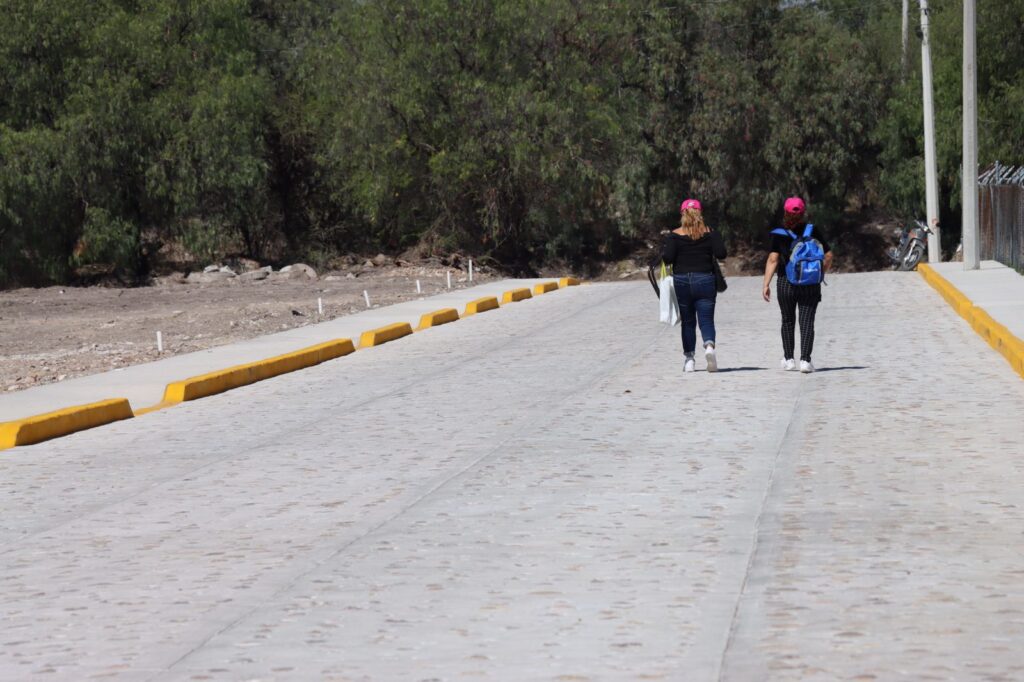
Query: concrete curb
464 296 500 316
0 277 577 449
359 322 414 348
417 308 460 330
0 399 134 451
502 288 533 304
162 339 356 404
919 264 1024 378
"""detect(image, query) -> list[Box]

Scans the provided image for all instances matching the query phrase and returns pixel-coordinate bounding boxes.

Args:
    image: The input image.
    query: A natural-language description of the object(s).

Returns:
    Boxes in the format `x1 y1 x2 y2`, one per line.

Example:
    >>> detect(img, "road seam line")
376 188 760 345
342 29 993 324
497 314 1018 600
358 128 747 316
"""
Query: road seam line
715 384 804 680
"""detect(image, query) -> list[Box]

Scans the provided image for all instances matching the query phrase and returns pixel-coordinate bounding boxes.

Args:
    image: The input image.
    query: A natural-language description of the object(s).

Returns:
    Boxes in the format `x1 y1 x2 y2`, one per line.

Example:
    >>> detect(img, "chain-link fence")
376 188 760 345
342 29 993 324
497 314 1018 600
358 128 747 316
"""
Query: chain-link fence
979 163 1024 271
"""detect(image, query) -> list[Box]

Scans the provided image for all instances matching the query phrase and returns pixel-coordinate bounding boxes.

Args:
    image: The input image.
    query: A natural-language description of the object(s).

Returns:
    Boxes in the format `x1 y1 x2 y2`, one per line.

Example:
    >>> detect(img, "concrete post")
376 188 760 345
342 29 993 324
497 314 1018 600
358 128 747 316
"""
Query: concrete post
962 0 980 270
919 1 942 262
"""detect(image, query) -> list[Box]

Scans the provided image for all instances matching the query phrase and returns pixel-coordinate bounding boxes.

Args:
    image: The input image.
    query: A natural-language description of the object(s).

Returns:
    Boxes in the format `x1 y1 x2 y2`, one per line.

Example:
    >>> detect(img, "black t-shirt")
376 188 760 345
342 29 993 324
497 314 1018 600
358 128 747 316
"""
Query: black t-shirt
661 230 728 274
769 223 831 266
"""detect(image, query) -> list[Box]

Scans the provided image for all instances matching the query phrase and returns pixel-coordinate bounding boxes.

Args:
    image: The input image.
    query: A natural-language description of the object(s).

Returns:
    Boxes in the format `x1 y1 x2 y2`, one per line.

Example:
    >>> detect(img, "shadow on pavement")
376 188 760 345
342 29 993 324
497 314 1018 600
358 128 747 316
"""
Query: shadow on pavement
814 366 870 372
710 367 767 373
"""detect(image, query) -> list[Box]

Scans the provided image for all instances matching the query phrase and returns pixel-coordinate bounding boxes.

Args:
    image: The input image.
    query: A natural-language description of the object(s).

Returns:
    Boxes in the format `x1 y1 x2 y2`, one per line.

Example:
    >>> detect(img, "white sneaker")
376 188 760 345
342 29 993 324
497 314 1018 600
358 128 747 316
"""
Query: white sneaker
705 344 718 372
684 356 695 373
800 360 815 373
781 358 796 371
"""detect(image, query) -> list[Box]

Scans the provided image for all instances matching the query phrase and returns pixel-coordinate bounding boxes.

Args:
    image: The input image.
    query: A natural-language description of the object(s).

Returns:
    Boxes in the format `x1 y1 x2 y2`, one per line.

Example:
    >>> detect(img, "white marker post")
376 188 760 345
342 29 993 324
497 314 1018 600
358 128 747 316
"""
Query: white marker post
363 290 371 308
156 331 163 353
469 259 474 282
446 270 452 289
416 279 422 294
318 297 323 316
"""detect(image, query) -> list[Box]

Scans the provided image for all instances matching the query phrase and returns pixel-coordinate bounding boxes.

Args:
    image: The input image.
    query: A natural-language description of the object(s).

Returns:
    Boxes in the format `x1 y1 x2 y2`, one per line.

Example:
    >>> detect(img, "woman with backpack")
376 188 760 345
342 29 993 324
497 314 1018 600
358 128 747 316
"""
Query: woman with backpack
761 197 833 373
661 198 728 373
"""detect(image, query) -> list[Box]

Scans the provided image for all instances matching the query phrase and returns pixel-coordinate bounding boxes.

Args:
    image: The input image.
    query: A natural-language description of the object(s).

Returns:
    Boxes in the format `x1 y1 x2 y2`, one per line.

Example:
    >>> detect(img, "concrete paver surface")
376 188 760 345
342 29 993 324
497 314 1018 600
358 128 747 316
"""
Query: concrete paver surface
1 272 1023 680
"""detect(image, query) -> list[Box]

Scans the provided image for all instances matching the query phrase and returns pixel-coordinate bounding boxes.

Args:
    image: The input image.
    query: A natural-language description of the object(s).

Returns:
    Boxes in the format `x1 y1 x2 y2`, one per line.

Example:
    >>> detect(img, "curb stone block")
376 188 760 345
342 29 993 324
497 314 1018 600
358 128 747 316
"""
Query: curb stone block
359 323 414 348
418 308 460 330
162 339 354 404
464 296 500 316
0 399 134 450
501 288 533 304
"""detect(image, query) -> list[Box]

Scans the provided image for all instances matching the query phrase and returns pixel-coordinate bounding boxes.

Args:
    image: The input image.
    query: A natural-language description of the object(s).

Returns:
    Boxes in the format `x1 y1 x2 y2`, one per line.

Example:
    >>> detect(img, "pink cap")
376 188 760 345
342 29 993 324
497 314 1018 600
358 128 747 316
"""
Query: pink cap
680 198 702 213
784 197 806 214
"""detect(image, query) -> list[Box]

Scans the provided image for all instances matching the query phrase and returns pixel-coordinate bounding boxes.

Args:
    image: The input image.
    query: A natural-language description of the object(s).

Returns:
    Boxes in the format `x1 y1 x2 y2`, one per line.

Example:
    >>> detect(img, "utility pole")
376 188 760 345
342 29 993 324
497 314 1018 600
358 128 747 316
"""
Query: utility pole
962 0 980 269
901 0 910 77
919 0 941 262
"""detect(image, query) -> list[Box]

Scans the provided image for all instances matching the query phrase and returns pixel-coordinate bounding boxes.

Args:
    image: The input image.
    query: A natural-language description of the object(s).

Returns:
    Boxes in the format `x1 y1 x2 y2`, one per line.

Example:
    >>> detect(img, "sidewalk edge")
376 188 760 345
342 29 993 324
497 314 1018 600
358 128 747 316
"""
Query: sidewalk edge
918 264 1024 379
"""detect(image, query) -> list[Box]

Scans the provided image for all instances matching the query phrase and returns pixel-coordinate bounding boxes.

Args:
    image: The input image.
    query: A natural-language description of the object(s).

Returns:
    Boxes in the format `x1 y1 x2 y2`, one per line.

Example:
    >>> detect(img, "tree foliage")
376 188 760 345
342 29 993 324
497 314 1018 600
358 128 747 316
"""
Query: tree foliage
1 0 1022 284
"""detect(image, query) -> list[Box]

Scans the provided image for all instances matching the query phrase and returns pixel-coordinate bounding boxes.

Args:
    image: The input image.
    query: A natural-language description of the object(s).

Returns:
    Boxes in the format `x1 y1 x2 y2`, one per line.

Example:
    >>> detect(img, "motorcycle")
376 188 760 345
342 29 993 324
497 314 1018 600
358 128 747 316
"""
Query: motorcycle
889 219 933 271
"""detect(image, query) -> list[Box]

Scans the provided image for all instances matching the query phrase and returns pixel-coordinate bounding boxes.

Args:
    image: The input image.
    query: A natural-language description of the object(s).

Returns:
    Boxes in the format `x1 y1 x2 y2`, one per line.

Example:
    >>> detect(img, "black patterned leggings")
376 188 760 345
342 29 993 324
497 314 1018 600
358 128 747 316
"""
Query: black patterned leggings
777 275 820 362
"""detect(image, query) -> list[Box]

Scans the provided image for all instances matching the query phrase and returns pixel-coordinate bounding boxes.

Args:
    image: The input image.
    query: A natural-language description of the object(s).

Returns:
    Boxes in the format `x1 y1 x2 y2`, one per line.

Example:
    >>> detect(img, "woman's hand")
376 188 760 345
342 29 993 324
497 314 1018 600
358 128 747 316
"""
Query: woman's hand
762 282 771 302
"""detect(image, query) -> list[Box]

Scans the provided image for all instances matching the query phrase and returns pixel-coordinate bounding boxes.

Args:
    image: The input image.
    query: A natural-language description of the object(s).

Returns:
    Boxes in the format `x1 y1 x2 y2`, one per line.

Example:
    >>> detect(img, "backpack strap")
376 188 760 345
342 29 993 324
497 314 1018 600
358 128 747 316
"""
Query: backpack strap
770 228 797 240
802 224 814 239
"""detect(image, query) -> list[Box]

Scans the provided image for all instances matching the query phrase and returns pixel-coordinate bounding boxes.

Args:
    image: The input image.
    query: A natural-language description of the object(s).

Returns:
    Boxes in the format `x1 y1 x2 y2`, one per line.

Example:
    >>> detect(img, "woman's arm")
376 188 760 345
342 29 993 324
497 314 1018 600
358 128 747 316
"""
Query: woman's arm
660 235 676 268
711 231 727 260
763 253 780 301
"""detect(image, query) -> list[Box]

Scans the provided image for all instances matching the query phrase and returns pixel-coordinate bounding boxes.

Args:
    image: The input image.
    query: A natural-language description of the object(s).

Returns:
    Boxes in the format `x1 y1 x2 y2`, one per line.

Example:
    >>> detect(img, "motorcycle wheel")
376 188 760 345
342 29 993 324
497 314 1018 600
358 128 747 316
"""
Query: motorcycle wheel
901 244 925 271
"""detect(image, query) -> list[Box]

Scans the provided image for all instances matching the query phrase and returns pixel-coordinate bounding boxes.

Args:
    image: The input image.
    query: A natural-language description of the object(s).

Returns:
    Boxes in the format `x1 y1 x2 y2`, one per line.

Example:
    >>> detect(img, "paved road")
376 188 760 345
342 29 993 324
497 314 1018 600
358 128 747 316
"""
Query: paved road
2 273 1023 681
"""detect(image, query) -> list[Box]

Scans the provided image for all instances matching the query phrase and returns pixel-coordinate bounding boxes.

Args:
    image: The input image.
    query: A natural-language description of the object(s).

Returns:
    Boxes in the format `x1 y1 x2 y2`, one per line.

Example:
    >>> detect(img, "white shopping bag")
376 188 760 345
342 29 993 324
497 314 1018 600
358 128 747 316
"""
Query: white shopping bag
658 264 679 326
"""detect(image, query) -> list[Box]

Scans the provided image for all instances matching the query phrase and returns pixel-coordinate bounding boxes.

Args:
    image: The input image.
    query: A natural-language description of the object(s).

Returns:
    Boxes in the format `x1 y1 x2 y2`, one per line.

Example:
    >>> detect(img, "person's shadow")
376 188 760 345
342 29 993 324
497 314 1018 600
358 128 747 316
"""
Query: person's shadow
698 366 870 373
814 366 870 372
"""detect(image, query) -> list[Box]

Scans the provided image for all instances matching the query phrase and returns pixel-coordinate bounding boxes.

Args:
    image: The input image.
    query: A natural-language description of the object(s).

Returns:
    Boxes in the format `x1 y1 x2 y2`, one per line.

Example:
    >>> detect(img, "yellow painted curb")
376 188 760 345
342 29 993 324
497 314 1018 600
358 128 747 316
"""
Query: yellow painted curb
534 281 559 295
417 308 460 330
359 322 414 348
0 398 134 450
559 277 580 288
133 402 173 416
918 264 1024 379
464 296 500 316
502 288 533 304
162 338 355 404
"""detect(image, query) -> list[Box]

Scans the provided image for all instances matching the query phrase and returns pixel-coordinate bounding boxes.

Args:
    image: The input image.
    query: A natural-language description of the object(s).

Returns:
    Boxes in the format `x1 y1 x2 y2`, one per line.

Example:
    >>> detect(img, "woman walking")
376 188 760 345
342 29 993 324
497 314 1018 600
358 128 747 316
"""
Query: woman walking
762 197 833 373
661 198 728 373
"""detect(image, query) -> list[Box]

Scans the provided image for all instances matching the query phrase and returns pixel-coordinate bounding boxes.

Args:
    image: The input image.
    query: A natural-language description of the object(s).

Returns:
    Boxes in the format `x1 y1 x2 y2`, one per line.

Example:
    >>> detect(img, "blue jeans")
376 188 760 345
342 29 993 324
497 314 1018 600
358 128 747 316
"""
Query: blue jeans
673 272 717 354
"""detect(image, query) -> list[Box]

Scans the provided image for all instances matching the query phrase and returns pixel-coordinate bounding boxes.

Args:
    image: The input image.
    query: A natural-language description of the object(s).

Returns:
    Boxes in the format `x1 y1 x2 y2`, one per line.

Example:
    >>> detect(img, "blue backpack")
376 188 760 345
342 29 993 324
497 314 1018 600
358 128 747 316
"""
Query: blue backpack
771 224 825 286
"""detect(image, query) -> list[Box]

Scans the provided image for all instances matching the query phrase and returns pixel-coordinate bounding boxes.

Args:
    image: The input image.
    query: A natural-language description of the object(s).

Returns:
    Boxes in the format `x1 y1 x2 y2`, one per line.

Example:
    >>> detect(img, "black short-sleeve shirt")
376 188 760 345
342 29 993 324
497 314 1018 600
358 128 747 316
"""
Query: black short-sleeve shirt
769 223 831 266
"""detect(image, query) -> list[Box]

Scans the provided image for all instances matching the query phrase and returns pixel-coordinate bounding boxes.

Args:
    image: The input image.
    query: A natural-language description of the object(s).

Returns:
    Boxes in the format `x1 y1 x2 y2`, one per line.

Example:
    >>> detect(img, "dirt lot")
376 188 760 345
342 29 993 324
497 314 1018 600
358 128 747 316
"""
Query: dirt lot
0 259 502 393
